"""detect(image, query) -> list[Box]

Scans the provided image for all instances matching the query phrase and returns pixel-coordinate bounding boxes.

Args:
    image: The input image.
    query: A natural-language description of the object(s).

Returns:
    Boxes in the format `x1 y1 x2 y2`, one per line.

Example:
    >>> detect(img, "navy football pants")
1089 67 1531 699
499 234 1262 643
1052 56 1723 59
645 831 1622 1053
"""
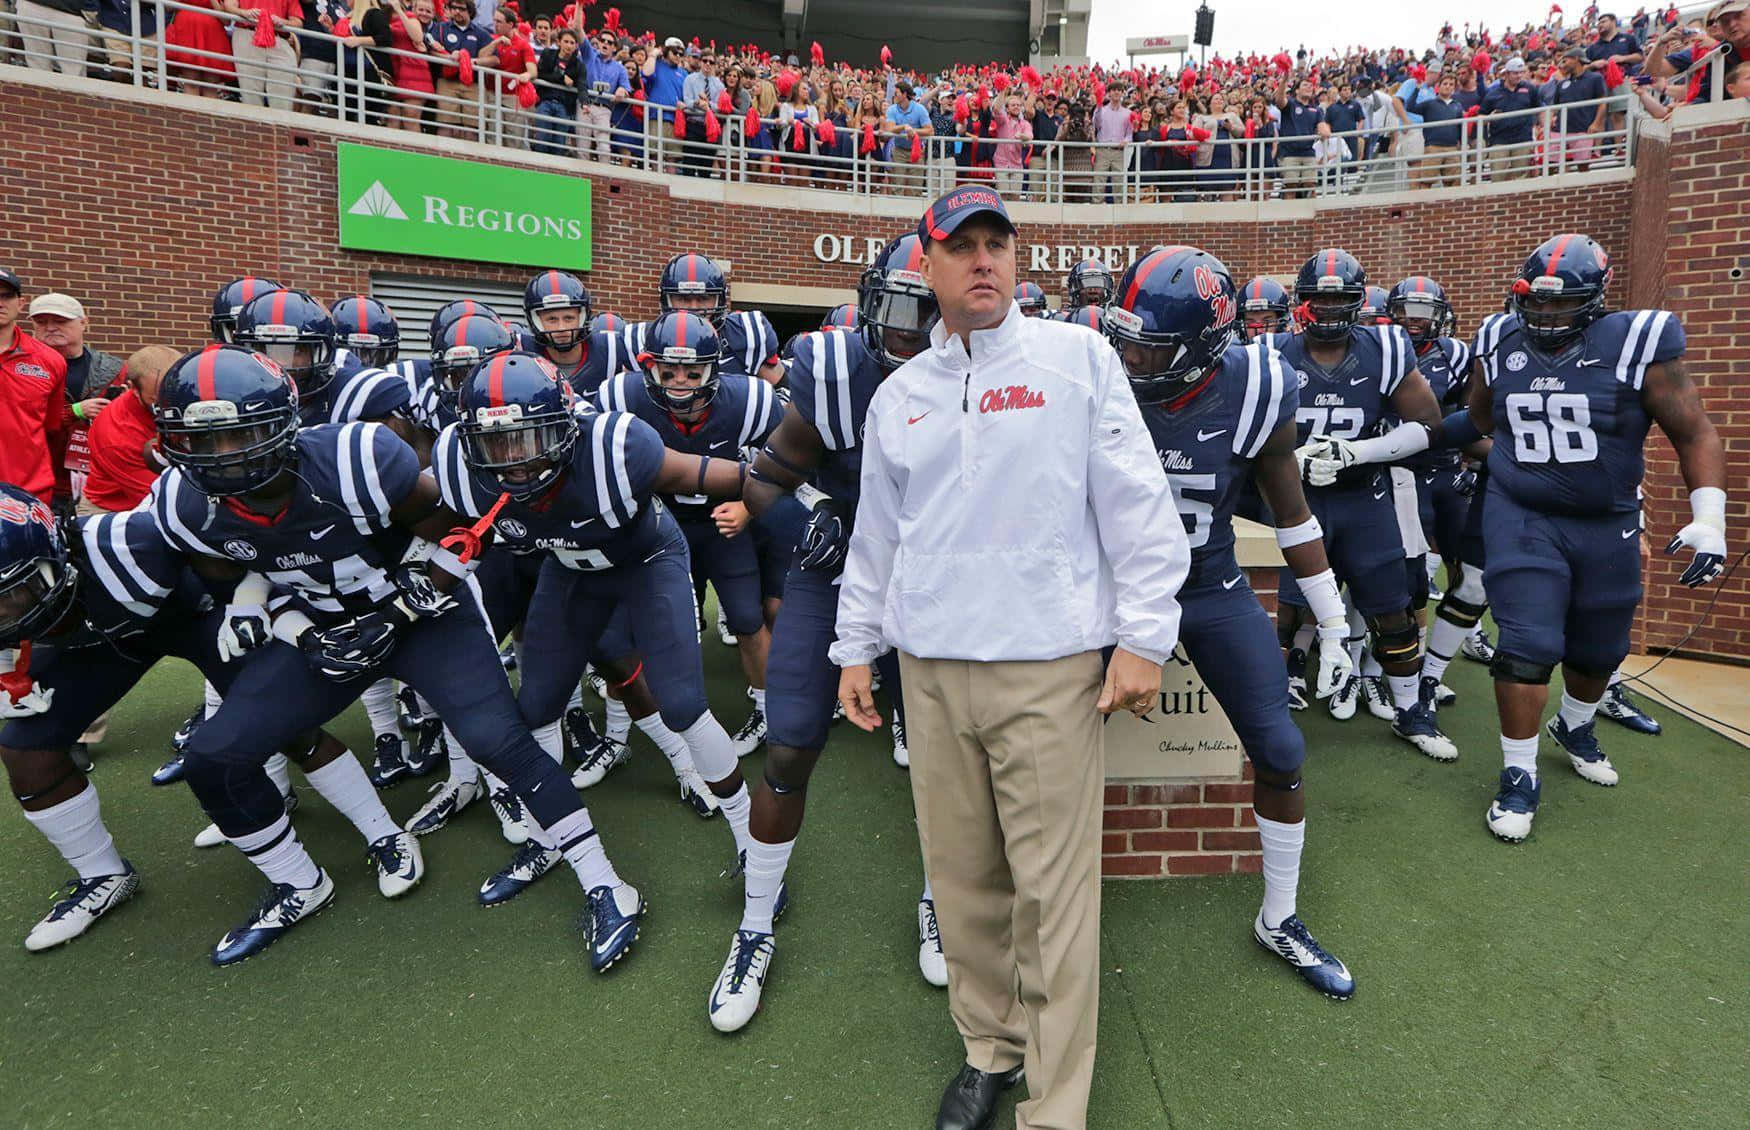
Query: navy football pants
1176 558 1305 774
766 561 903 754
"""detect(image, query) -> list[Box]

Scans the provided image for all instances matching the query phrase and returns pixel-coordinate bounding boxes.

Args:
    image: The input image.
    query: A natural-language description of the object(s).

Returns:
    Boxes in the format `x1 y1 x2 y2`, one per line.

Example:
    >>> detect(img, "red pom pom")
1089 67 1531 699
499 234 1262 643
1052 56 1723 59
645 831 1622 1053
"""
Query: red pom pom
1603 57 1625 88
516 80 538 109
811 41 824 67
954 94 969 122
992 72 1010 93
673 103 687 139
775 70 797 98
704 109 722 144
252 7 276 49
745 102 761 139
860 121 877 154
717 89 733 113
909 132 922 163
603 7 621 33
457 49 474 86
1019 65 1042 89
880 44 892 66
816 118 836 147
332 16 352 37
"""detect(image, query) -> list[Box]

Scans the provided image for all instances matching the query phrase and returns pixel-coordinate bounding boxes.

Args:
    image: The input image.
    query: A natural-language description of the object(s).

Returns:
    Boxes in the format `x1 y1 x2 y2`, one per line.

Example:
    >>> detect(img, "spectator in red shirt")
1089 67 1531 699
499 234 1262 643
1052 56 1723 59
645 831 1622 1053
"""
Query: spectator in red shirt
81 345 179 516
221 0 301 111
479 4 538 148
0 269 70 508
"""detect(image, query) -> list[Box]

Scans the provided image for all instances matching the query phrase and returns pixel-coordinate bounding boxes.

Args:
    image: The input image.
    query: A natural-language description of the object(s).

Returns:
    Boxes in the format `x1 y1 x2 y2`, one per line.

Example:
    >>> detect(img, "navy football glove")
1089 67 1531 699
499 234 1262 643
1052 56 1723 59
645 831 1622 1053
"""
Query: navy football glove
798 499 851 574
1450 465 1479 497
391 565 459 620
298 613 400 680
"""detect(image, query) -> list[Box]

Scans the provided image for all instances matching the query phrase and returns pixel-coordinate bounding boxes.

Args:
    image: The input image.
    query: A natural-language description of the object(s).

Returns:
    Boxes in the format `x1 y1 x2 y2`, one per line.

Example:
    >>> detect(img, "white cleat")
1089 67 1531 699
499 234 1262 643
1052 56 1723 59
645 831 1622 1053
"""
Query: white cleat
716 606 738 646
24 864 140 952
367 831 425 898
570 737 630 790
1327 675 1360 721
891 716 909 770
489 787 530 845
193 822 226 849
1359 676 1396 721
917 899 947 988
709 929 776 1033
404 776 481 836
677 767 721 818
729 706 767 758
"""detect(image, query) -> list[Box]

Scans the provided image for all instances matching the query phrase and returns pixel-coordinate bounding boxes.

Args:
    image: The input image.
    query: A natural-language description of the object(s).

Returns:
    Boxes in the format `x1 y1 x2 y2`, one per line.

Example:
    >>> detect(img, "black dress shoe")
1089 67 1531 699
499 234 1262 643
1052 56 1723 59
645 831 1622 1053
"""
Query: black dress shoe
935 1062 1025 1130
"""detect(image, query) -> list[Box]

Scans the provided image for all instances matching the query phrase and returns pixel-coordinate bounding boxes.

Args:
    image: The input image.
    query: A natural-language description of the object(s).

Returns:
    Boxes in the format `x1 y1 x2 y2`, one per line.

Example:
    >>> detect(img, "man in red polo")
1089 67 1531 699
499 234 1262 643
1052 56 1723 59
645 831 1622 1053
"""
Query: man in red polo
0 268 71 506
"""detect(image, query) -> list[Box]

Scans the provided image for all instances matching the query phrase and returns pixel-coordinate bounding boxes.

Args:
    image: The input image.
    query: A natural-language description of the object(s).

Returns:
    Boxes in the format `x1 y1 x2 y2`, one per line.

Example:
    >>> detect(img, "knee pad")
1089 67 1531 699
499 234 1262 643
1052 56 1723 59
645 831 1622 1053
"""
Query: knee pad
1448 563 1488 605
1562 656 1618 680
1490 651 1555 686
11 761 83 806
1435 593 1488 630
1369 615 1421 667
1252 765 1303 793
763 744 820 796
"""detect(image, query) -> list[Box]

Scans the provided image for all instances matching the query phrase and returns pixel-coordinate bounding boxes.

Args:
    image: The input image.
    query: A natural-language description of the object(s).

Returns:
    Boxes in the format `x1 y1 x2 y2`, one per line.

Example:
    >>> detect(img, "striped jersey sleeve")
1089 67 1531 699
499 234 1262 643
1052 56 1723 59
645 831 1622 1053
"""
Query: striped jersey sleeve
430 422 497 519
1377 324 1416 396
78 510 179 620
1471 313 1512 387
332 422 419 535
788 330 856 451
1232 342 1298 459
1613 310 1684 390
736 375 783 449
327 364 413 424
151 468 225 559
584 411 665 528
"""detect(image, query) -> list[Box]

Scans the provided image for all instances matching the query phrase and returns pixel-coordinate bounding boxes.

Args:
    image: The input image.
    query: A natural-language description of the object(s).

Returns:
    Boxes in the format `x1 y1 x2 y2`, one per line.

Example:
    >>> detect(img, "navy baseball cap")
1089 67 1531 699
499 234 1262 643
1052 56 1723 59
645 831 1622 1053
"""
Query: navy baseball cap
0 268 20 294
918 185 1017 245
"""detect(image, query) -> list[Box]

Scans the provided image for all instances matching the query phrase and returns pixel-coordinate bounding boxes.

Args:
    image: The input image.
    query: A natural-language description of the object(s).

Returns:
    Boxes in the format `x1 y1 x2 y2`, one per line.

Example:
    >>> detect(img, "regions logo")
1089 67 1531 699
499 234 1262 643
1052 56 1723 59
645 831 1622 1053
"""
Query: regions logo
347 180 409 220
497 518 529 539
222 539 258 561
1505 351 1529 372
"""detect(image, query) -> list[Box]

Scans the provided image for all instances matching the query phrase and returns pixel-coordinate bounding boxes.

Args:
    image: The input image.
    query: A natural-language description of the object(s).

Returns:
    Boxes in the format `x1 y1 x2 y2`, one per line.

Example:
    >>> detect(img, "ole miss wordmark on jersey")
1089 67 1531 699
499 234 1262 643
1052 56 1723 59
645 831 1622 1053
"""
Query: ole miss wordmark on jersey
152 424 419 618
432 410 673 571
625 311 781 378
596 371 782 522
1139 341 1298 567
784 328 887 508
1475 309 1683 517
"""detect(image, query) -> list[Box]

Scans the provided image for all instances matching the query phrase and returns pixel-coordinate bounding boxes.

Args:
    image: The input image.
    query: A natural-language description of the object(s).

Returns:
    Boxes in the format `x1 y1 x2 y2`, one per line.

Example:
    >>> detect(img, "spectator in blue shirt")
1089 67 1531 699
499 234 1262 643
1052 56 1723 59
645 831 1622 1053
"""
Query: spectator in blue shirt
432 0 491 139
642 35 689 171
1411 73 1463 187
1587 13 1646 75
1550 47 1610 170
1273 76 1324 198
1647 2 1748 104
578 27 629 163
882 80 933 193
1480 57 1543 179
675 48 725 177
96 0 158 80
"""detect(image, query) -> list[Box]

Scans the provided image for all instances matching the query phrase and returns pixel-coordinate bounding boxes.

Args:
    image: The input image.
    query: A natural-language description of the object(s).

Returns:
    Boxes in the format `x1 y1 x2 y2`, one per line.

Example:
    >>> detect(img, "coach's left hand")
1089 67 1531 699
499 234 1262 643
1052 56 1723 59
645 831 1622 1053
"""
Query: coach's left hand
1098 648 1162 717
837 664 882 732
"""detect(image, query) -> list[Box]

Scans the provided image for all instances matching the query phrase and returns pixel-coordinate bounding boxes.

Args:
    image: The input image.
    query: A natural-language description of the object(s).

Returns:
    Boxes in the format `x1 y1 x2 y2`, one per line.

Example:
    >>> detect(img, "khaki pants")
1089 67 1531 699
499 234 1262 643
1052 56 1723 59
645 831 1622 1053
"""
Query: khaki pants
1415 143 1460 187
578 102 612 162
887 143 923 193
229 28 295 111
495 88 528 149
14 0 90 76
1488 143 1535 180
899 649 1107 1130
1091 144 1126 201
435 76 478 132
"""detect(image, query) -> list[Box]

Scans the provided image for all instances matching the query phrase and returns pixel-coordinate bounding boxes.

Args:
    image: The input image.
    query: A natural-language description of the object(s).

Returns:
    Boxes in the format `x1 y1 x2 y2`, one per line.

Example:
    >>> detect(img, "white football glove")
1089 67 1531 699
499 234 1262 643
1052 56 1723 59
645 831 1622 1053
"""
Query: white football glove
218 603 272 662
1295 438 1360 488
0 682 54 718
1312 617 1354 699
1665 520 1727 588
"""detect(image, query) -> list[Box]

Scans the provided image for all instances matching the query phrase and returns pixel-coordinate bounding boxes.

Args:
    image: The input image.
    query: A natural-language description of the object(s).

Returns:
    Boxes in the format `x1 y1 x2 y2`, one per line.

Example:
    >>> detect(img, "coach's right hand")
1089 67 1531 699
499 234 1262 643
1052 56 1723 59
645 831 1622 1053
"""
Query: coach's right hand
837 664 882 732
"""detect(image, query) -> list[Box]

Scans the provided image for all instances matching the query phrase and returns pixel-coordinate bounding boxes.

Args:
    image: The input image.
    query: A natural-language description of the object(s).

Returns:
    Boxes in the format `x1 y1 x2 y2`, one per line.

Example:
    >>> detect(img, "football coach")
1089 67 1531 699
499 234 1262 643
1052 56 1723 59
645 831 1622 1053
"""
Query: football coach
831 187 1190 1130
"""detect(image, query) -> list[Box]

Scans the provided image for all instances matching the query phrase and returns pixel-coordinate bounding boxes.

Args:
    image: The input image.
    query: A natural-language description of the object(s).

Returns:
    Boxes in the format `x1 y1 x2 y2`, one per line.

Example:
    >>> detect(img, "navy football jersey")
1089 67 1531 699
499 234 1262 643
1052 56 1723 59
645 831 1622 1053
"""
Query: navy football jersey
1138 341 1298 566
432 410 675 570
1395 336 1471 471
58 510 194 646
1475 309 1683 516
307 352 414 427
596 370 782 522
625 311 781 378
783 328 888 508
544 331 635 400
1275 324 1415 489
151 423 420 618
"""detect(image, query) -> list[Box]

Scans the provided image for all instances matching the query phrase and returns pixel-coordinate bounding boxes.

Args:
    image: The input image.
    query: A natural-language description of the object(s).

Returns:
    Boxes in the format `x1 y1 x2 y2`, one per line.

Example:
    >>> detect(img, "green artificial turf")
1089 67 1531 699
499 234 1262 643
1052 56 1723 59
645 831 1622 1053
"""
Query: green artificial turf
0 619 1745 1128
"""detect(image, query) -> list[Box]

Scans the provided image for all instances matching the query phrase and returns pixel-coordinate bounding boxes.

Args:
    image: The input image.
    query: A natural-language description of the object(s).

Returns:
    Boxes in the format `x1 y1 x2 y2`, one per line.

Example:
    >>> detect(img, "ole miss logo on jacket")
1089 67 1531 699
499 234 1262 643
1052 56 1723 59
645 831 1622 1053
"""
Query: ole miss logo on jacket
979 384 1046 413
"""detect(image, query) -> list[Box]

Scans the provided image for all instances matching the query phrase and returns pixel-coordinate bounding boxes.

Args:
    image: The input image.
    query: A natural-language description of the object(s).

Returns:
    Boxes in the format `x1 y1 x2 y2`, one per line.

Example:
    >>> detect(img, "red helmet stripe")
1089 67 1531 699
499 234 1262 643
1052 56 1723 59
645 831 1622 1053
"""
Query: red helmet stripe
1546 234 1576 277
486 353 509 407
456 315 474 345
675 314 689 348
271 289 288 326
197 344 221 401
905 238 923 273
547 269 560 297
1323 249 1338 277
685 255 699 282
356 299 369 334
1121 248 1172 309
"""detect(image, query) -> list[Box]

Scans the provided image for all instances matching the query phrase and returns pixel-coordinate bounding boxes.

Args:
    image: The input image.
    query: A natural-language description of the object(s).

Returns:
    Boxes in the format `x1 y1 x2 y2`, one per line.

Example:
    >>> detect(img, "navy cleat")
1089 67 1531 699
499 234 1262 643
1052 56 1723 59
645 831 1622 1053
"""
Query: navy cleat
211 870 335 966
477 841 561 906
1598 682 1662 736
170 705 204 753
1548 715 1618 786
1487 767 1541 841
367 733 411 788
708 929 776 1032
583 883 644 972
1461 628 1496 664
498 642 518 671
25 863 140 952
150 752 187 787
1285 647 1309 711
1253 911 1354 1000
403 719 446 777
1393 700 1458 762
396 686 431 730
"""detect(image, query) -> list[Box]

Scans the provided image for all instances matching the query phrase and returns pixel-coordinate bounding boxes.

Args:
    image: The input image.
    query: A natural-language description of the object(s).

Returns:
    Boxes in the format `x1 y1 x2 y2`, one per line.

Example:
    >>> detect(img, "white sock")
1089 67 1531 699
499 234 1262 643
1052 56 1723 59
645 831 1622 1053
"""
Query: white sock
921 873 933 903
605 696 632 744
1387 674 1419 710
1502 734 1540 779
303 755 400 844
413 692 435 717
265 754 292 798
1345 604 1367 672
1255 814 1304 930
751 687 767 712
1422 620 1464 684
1362 650 1385 679
679 714 737 782
635 714 696 779
547 809 620 890
740 836 795 934
1291 622 1316 656
446 736 480 789
566 682 585 713
203 680 223 717
532 721 565 764
228 813 322 889
24 785 126 880
1558 691 1601 731
360 679 401 741
1608 668 1625 688
1426 557 1441 586
716 784 754 857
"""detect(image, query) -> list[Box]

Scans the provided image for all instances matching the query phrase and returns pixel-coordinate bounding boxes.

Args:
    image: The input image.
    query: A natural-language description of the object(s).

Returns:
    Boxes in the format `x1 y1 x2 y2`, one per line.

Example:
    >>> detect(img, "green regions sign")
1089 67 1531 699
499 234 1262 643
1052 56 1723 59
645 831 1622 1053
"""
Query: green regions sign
336 143 591 269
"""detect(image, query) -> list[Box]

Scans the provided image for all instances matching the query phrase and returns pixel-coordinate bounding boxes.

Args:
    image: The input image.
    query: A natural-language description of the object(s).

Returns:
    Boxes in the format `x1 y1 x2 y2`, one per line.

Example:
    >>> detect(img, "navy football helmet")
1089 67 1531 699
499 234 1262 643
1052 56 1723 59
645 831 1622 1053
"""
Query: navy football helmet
1512 234 1613 350
155 345 300 497
210 276 282 343
504 321 541 352
822 303 859 331
1387 277 1454 349
457 352 578 501
331 296 401 368
234 289 338 403
658 253 730 329
589 312 627 337
1066 259 1113 309
524 270 594 351
429 299 503 347
1015 282 1048 317
1106 247 1240 405
858 234 940 371
431 314 516 415
1063 304 1106 334
638 311 724 416
1359 286 1392 325
1239 277 1292 340
0 482 76 646
1293 249 1368 342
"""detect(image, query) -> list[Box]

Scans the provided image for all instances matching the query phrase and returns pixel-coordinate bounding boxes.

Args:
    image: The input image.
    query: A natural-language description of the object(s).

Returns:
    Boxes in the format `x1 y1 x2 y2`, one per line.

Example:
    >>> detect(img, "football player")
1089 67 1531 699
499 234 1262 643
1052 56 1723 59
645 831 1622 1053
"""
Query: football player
1274 249 1456 760
329 295 402 371
822 303 859 331
1103 245 1355 998
151 346 643 969
209 276 281 344
597 313 785 757
1064 257 1113 311
1469 234 1726 842
715 233 940 1033
522 269 636 399
1239 277 1292 342
432 351 755 904
624 254 785 385
1013 282 1048 317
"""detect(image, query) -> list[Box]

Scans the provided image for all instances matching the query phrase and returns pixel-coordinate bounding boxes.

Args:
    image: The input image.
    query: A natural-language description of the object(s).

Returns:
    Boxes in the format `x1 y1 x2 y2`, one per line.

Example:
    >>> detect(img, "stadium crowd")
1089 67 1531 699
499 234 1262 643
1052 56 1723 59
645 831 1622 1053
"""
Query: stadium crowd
3 1 1745 196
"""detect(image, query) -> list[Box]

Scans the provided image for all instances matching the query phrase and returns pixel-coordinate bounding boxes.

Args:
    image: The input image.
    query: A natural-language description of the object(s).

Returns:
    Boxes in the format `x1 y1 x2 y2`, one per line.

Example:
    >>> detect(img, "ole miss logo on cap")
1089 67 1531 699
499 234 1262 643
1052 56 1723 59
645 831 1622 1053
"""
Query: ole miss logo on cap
922 186 1013 242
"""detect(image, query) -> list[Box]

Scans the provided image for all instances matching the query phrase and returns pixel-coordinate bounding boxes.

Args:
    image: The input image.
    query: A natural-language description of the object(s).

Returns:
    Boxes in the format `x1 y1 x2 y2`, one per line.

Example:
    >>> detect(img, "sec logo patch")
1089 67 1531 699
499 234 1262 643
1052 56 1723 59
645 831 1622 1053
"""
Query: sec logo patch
223 539 258 561
497 518 528 539
1505 351 1529 372
1295 369 1309 388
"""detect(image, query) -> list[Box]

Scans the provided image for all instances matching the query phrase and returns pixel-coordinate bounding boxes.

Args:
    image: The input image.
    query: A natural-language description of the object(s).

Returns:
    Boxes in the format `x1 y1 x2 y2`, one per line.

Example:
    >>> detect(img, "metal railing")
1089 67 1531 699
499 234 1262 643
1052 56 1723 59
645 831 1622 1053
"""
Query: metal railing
1 2 1693 206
